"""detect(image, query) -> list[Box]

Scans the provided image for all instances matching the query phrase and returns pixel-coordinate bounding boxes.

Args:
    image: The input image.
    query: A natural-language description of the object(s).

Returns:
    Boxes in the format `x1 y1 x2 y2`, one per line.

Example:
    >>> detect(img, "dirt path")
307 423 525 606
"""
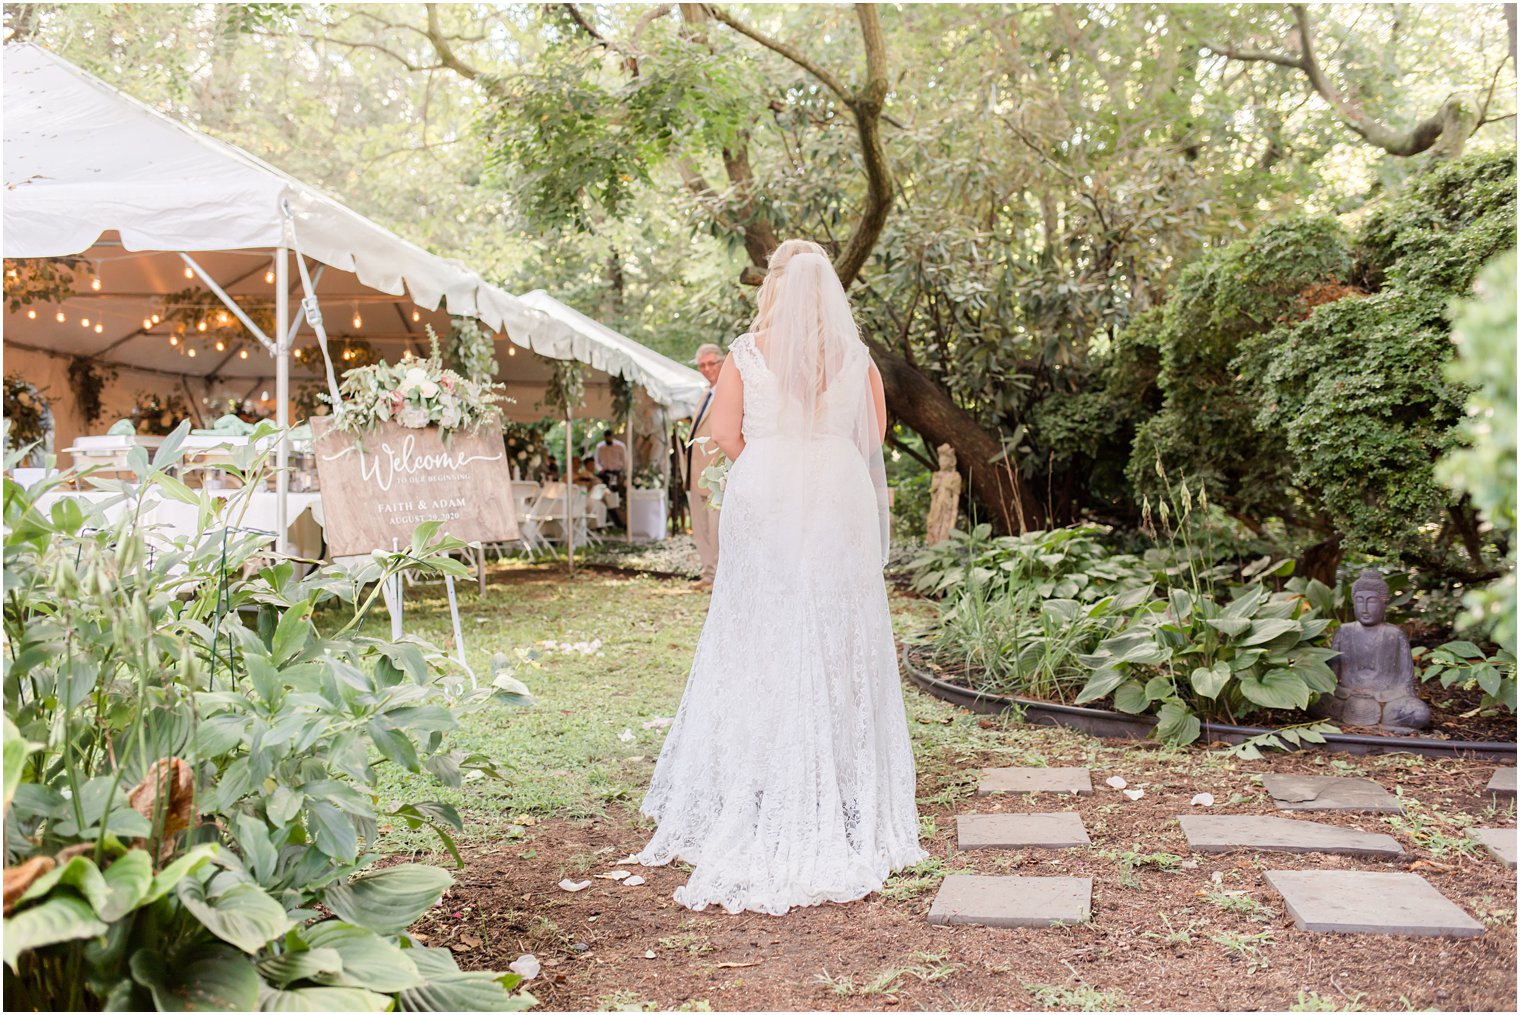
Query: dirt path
416 725 1517 1012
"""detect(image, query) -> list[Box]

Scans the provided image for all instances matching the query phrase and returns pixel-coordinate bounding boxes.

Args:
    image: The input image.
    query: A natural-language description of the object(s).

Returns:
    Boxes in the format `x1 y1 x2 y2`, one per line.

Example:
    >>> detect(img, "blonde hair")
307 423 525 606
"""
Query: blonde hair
751 239 829 336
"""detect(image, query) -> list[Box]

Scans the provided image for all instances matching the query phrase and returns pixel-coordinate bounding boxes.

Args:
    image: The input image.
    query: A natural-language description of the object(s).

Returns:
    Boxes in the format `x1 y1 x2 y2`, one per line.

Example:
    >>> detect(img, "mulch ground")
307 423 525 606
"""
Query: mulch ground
413 728 1518 1012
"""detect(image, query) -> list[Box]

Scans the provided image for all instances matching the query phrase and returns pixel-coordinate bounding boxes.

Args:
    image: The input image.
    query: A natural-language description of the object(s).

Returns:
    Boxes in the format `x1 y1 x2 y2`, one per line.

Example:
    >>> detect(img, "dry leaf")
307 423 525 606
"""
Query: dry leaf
128 757 194 841
3 856 55 914
715 961 761 969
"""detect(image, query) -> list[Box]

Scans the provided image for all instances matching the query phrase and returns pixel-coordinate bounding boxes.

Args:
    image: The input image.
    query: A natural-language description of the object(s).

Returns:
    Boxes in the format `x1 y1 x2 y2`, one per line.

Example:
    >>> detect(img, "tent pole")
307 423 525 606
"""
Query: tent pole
625 400 633 544
275 247 290 556
565 406 574 575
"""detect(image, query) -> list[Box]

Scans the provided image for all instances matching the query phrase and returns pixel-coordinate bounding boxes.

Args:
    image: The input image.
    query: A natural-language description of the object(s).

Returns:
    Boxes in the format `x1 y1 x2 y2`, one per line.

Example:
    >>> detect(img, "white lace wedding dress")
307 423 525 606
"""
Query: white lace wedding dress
635 331 927 915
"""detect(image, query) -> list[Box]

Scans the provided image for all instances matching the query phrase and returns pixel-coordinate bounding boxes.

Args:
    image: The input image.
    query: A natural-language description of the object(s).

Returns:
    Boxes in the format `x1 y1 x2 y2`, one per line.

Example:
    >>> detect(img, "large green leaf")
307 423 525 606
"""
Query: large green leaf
3 715 38 817
1112 681 1149 715
1155 700 1202 745
1241 618 1302 647
322 864 452 936
178 876 292 955
1237 668 1313 710
260 986 392 1011
144 843 219 904
1222 585 1266 619
1190 662 1232 700
307 800 359 862
3 894 108 971
302 921 425 992
258 947 344 986
399 971 533 1012
1205 617 1252 639
1142 674 1175 701
1074 667 1126 705
97 848 154 921
130 944 261 1011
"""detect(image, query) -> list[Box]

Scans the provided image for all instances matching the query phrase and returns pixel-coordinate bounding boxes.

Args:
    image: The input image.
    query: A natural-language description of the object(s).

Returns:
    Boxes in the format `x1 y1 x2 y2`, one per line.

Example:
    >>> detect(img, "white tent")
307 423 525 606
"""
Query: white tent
2 42 706 541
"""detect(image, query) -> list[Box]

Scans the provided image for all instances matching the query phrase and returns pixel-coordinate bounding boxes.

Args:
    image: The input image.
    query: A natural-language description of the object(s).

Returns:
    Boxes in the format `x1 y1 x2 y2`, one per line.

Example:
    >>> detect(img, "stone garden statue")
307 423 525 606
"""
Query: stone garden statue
1311 569 1432 732
925 443 962 546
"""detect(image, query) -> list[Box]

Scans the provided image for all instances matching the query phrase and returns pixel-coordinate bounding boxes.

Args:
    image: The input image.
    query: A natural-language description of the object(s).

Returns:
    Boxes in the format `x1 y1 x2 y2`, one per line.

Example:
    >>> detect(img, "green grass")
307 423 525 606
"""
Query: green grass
815 951 962 997
1024 982 1128 1011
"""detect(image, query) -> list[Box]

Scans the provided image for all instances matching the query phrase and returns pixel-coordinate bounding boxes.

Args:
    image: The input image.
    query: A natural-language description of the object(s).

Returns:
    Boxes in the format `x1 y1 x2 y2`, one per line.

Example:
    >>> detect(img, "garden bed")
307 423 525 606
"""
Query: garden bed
901 645 1518 760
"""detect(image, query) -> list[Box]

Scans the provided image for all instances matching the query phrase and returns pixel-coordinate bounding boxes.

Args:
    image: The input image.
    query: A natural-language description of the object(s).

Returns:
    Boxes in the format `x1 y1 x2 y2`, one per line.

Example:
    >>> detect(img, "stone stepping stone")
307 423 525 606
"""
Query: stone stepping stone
957 812 1090 850
927 875 1091 928
1468 827 1517 869
977 766 1092 797
1177 814 1403 858
1262 774 1402 813
1486 767 1516 802
1264 870 1483 938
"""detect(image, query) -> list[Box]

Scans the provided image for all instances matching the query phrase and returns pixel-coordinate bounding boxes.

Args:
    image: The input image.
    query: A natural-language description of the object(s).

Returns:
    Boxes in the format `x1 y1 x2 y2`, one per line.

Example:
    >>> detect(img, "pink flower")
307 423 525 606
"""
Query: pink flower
440 374 456 393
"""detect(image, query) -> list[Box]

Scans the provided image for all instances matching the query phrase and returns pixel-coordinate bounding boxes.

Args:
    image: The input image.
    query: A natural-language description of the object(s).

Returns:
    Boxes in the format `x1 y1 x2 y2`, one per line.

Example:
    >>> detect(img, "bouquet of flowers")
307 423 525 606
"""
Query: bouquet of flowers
129 390 190 436
693 435 731 510
632 463 667 490
328 328 508 438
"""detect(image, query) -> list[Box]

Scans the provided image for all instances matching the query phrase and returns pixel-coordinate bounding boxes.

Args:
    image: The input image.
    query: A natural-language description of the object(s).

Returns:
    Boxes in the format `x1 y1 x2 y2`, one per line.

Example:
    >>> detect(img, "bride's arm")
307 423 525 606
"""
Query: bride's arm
868 361 888 443
709 356 746 460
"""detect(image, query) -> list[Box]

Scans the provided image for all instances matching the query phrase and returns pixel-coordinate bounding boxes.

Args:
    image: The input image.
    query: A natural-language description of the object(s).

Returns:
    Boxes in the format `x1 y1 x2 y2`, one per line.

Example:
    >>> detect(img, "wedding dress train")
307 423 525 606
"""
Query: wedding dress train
636 331 927 915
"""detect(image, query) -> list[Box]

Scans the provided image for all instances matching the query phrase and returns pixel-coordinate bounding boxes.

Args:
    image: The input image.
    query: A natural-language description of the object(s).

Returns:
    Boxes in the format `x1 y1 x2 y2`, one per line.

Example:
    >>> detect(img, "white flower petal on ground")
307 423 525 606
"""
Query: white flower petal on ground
594 870 631 880
558 879 591 893
618 728 635 743
1105 776 1128 790
642 716 674 730
509 954 540 980
617 854 640 864
623 876 646 887
1122 788 1145 801
1191 792 1215 807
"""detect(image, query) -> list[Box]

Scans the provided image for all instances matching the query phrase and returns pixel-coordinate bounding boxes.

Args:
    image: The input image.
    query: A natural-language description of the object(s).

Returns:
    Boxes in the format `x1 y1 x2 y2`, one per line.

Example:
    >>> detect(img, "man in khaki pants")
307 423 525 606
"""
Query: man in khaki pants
680 343 725 590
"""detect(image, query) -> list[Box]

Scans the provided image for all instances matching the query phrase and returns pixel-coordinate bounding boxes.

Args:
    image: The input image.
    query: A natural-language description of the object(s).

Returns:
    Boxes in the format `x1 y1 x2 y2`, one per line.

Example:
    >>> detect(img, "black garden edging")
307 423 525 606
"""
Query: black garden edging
899 644 1518 760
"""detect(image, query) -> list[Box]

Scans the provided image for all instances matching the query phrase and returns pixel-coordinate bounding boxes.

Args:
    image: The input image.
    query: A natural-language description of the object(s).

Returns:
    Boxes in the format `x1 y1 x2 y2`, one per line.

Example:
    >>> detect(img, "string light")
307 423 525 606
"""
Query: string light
187 347 197 358
27 309 36 320
151 314 160 324
142 318 153 330
94 323 103 334
216 310 230 326
507 346 516 357
80 317 90 328
411 309 421 322
402 349 413 361
264 269 275 284
184 266 194 279
170 335 179 346
215 339 225 351
197 320 207 332
90 277 101 291
239 348 249 360
55 311 66 323
261 390 270 401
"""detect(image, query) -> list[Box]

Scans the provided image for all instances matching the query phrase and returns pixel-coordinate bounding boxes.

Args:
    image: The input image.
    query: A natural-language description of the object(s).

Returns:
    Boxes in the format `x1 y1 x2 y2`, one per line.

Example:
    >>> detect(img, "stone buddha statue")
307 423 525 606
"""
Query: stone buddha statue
1311 570 1431 732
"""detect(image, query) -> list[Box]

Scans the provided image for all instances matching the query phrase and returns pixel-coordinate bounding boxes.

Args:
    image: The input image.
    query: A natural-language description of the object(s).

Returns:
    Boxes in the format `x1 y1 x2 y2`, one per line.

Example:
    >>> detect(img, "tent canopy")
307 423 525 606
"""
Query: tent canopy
2 41 706 420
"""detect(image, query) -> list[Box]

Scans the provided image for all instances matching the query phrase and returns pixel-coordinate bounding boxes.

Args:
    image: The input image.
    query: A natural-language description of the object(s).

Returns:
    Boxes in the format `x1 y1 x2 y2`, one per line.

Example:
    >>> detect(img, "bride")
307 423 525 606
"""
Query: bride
636 239 927 915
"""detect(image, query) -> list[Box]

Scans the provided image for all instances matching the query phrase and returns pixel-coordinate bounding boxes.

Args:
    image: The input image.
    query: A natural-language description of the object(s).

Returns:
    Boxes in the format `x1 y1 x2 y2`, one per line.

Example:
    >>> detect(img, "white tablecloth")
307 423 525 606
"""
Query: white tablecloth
628 488 667 540
33 488 326 559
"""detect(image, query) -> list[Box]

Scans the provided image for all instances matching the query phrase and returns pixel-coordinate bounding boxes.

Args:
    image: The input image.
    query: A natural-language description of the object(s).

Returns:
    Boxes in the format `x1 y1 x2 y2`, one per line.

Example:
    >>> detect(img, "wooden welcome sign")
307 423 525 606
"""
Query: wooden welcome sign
310 417 519 557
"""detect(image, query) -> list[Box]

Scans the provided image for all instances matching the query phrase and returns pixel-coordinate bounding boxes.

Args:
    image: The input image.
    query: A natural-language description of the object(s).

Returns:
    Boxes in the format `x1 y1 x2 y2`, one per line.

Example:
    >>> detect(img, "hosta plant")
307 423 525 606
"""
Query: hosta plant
906 523 1155 602
3 424 533 1011
1074 579 1338 744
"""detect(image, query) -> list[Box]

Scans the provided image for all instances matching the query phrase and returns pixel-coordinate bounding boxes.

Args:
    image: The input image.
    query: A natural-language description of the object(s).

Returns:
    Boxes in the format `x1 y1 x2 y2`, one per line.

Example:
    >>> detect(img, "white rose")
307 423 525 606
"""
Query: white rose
398 367 429 394
419 379 440 399
439 405 463 429
398 406 430 429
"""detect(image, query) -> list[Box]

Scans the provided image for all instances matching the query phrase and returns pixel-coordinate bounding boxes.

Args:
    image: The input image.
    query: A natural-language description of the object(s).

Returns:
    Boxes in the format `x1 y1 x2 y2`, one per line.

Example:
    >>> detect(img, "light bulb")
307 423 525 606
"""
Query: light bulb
239 348 249 360
142 318 152 330
91 277 101 291
411 309 421 322
184 266 194 279
170 335 179 346
261 390 270 401
508 346 516 356
94 323 103 334
402 349 413 361
265 270 274 284
352 312 363 328
217 311 229 325
197 321 207 332
151 314 160 324
27 309 36 320
80 317 90 327
55 311 66 323
187 347 197 357
216 340 225 351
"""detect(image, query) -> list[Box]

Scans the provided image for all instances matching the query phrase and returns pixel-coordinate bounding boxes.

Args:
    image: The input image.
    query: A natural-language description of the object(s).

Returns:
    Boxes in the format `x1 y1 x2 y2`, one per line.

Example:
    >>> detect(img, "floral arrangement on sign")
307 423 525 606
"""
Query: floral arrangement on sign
326 328 508 437
128 390 190 436
3 374 53 456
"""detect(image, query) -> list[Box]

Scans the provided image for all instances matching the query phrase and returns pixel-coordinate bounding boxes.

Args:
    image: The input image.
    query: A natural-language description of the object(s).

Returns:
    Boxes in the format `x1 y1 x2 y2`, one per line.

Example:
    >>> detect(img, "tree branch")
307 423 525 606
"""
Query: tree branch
702 3 852 103
424 3 485 83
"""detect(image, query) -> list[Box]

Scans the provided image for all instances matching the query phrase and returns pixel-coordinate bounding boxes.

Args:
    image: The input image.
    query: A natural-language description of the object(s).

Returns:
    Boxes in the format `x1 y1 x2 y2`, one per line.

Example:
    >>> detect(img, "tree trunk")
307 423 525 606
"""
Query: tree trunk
1298 534 1344 587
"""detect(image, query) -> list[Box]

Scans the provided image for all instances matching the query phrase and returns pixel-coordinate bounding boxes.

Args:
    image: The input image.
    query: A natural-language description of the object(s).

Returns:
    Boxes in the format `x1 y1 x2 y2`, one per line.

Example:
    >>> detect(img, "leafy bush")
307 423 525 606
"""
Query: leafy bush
904 523 1153 601
1436 249 1517 652
2 425 533 1011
